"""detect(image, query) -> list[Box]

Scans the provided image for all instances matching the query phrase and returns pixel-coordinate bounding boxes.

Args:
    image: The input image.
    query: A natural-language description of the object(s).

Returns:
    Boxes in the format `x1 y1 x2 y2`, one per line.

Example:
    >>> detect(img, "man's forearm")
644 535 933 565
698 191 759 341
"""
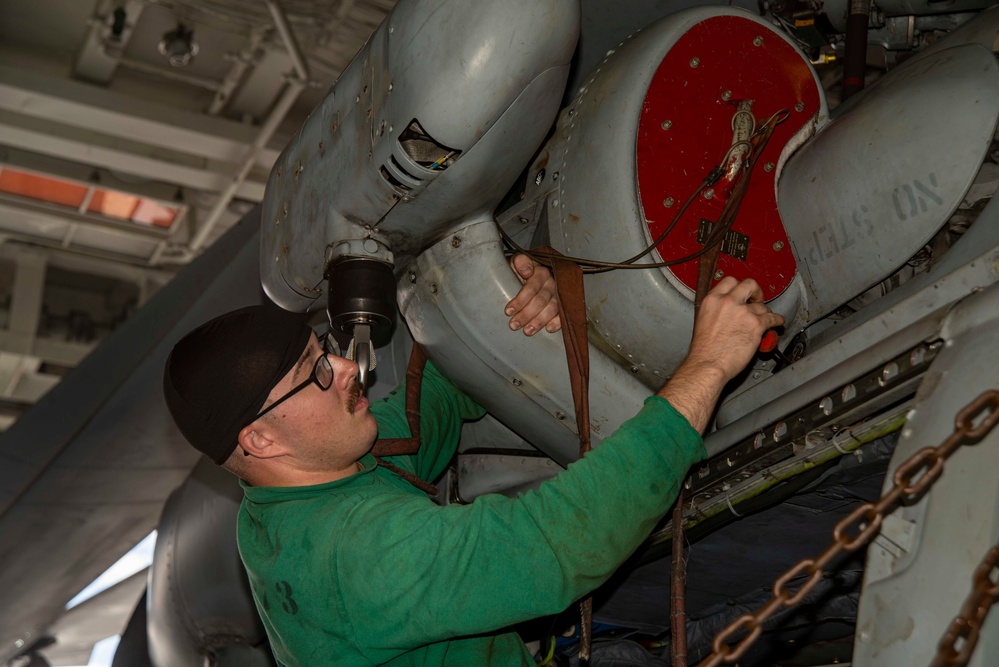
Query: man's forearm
656 359 728 434
655 277 784 433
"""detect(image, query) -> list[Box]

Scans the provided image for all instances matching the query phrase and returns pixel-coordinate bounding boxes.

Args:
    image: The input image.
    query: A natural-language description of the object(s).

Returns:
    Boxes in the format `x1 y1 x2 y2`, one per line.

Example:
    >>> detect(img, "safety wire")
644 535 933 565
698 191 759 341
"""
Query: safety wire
772 14 817 54
497 109 789 273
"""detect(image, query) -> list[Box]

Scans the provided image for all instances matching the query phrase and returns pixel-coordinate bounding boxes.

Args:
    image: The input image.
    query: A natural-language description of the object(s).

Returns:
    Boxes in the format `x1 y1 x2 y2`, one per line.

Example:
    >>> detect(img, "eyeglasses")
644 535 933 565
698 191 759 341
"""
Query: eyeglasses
253 353 334 422
321 328 341 356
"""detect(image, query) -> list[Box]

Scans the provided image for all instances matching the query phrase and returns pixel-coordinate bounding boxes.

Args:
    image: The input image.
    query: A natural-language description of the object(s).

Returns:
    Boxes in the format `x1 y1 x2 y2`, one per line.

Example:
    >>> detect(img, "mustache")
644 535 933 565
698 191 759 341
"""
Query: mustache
346 379 362 413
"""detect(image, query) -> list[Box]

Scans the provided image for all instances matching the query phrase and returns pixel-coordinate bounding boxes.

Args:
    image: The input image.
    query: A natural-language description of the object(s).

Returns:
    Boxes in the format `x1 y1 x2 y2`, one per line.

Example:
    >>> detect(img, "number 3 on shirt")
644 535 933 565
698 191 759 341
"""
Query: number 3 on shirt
275 580 298 615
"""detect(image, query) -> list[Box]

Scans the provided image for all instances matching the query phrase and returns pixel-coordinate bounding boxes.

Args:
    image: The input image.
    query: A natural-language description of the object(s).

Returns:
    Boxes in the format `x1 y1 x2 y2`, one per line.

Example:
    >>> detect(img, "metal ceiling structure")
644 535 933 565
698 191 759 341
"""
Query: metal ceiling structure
0 0 395 431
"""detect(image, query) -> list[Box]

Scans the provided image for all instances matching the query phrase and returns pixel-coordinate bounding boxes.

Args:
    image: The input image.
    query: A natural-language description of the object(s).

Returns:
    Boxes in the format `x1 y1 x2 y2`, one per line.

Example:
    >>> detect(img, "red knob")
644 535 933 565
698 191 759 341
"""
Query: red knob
759 329 780 354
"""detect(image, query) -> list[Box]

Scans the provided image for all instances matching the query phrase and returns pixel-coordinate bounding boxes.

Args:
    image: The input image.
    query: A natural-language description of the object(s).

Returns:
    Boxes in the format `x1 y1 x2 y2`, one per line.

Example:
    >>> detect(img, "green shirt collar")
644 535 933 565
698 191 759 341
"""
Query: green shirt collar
239 453 378 503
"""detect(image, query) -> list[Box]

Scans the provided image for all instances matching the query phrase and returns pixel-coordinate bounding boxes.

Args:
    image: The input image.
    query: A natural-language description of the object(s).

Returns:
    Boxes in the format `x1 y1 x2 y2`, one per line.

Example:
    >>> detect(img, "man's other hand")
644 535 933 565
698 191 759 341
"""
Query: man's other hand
659 277 784 433
689 277 785 382
505 254 562 336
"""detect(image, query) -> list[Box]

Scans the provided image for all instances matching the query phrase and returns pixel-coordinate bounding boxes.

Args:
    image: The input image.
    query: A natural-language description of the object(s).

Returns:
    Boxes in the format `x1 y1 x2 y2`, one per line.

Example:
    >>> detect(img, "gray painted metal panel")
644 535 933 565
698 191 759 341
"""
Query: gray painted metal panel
567 0 759 99
822 0 994 33
524 7 820 388
710 180 999 451
373 67 570 261
905 3 999 66
399 219 654 466
853 281 999 666
779 44 999 322
260 0 580 311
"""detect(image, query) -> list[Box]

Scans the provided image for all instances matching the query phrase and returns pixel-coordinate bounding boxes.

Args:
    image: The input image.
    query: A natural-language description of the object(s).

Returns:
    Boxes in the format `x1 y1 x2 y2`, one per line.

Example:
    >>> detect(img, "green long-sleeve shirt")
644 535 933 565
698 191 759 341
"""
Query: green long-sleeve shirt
237 362 704 666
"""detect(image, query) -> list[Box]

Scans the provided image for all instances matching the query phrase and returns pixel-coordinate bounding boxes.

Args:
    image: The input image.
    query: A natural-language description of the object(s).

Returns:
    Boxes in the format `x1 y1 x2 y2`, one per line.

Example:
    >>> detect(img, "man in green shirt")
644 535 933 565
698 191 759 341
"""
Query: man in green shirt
164 256 782 666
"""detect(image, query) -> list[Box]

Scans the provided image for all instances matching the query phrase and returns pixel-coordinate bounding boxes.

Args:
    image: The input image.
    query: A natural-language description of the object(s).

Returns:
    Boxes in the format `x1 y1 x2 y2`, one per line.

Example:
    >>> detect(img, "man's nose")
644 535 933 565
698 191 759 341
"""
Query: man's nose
329 354 359 390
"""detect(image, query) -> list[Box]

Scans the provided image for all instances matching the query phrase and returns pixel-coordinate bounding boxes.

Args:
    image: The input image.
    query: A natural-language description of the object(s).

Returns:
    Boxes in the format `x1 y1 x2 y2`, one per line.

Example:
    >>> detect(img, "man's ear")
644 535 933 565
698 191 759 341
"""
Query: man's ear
237 422 285 459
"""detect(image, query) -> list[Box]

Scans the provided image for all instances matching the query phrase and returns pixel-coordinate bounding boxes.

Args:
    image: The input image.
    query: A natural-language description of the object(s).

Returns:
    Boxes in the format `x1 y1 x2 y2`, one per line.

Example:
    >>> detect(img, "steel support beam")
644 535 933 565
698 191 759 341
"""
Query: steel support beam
0 196 171 242
0 65 281 168
0 120 266 201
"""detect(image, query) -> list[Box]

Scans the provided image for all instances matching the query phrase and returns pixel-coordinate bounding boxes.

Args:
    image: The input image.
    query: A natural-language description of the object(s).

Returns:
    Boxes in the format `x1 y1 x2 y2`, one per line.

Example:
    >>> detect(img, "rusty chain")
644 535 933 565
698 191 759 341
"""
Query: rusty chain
696 389 999 667
931 543 999 667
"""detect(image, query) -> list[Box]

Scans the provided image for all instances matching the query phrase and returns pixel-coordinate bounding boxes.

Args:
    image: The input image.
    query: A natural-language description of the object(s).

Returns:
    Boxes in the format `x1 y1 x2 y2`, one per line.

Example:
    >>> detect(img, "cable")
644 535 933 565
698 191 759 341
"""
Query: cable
498 110 787 273
538 636 556 665
615 176 709 266
730 108 756 135
757 108 791 131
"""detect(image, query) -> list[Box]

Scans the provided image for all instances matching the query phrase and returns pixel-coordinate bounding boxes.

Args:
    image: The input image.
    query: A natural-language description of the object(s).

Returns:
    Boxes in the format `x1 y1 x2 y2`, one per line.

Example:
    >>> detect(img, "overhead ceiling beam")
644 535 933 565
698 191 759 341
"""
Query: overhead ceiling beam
208 24 271 116
265 0 311 82
0 65 281 168
0 239 174 286
0 146 188 204
0 121 266 201
0 196 169 241
0 200 175 268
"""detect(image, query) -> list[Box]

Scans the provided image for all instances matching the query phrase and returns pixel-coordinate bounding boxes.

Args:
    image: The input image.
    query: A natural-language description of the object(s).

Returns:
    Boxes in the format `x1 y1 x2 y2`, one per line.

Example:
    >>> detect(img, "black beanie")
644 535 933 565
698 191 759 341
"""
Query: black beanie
163 304 313 463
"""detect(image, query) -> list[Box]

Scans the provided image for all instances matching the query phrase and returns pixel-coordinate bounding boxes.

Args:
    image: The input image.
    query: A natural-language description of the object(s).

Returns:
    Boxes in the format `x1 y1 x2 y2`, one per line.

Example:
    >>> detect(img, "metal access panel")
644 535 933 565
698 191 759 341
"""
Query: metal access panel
853 282 999 666
637 13 820 302
399 219 653 467
513 7 823 387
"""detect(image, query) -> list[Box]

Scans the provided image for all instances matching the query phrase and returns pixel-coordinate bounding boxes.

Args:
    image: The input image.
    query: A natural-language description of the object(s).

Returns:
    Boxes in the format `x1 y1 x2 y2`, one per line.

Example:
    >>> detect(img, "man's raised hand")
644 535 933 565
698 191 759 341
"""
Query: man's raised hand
504 254 562 336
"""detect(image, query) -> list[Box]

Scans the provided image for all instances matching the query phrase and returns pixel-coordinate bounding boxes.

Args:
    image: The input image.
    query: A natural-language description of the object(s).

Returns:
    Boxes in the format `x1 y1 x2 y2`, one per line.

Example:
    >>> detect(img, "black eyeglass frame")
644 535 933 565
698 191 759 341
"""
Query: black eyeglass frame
252 353 334 422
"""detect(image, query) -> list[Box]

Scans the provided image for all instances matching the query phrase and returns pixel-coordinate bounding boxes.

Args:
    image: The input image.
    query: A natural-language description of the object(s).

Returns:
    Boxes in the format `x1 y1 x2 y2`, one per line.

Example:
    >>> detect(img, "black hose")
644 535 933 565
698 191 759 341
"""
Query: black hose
842 0 871 100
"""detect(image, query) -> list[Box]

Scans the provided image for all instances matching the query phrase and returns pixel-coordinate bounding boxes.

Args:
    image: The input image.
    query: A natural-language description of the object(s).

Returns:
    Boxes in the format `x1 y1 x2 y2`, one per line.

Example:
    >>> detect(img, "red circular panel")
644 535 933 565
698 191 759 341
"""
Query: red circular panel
637 15 820 301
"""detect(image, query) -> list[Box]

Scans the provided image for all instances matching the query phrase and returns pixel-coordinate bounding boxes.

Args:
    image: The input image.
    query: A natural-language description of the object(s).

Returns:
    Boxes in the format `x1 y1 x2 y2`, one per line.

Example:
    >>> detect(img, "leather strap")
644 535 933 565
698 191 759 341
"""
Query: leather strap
371 343 428 457
538 246 594 660
371 343 438 496
671 121 776 667
376 458 438 496
544 250 591 458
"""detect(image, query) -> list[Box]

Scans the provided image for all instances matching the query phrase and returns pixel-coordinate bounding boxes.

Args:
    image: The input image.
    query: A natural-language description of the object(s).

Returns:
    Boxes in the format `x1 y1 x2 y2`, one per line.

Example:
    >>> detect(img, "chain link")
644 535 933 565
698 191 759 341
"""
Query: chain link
696 390 999 667
932 544 999 667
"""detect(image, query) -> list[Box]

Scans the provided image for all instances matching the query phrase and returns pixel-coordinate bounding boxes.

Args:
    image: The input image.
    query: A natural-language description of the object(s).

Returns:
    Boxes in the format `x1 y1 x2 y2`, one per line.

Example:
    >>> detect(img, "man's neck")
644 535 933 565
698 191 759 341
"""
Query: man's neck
249 459 363 488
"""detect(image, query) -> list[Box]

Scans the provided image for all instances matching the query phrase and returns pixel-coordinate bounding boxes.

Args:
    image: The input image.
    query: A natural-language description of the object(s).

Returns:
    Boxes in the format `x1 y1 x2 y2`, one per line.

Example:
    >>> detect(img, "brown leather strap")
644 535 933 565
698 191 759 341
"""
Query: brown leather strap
539 247 591 457
370 343 438 495
371 343 428 457
672 124 774 667
538 246 594 660
376 458 438 496
670 489 688 667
